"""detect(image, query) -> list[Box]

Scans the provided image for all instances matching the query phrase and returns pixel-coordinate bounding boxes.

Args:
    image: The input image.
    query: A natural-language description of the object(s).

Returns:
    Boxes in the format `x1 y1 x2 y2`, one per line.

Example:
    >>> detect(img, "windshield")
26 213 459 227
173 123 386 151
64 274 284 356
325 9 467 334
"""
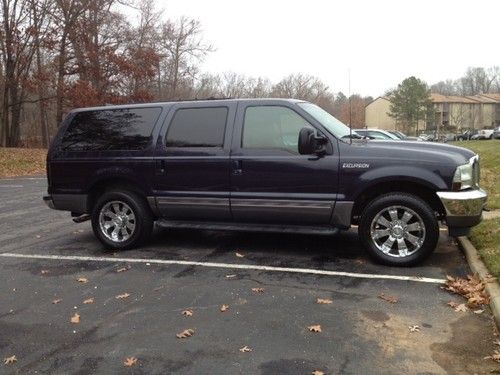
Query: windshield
297 102 353 139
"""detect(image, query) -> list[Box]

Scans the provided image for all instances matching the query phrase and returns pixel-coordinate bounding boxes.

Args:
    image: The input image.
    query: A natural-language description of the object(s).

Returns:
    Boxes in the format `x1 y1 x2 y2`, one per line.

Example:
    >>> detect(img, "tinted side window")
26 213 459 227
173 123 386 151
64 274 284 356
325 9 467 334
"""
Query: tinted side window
166 107 228 147
242 106 312 154
61 107 161 151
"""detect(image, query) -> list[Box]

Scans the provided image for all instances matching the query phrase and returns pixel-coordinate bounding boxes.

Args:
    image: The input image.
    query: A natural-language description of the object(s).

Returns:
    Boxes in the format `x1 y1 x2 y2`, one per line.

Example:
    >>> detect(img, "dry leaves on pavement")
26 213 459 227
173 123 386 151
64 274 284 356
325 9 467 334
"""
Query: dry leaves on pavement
123 357 138 367
444 274 490 307
235 252 245 258
225 274 237 279
52 299 62 304
220 304 229 312
182 309 193 317
378 293 399 304
115 293 131 300
77 277 88 283
308 325 322 333
484 350 500 362
239 346 252 353
252 288 265 293
447 301 468 312
408 325 420 332
83 298 94 305
312 371 325 375
3 355 17 365
116 266 131 273
176 329 194 339
70 313 80 324
316 298 333 305
41 270 49 275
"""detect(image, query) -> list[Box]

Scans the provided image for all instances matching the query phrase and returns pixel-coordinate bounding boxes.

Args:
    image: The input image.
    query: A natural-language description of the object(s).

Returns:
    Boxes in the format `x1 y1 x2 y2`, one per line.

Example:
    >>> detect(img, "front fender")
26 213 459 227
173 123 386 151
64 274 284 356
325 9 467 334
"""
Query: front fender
341 165 450 201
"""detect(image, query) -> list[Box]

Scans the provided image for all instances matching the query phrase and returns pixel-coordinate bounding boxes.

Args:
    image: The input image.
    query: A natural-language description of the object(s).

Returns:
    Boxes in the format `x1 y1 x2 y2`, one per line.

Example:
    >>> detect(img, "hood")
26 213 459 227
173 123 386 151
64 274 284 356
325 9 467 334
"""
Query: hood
346 139 475 166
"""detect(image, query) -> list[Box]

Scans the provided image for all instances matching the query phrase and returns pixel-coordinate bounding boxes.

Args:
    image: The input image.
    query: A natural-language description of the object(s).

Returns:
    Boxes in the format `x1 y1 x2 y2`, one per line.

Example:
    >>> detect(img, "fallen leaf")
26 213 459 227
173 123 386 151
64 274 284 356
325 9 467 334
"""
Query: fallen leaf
220 304 229 312
225 274 237 279
308 325 322 333
444 274 489 307
235 252 245 258
378 293 399 304
176 328 194 339
36 235 41 239
494 339 500 346
316 298 333 305
3 355 17 365
252 288 265 293
182 309 193 317
123 357 138 367
52 298 62 304
116 266 131 273
70 313 80 324
473 309 484 314
83 298 94 305
484 350 500 362
239 345 252 352
408 325 420 332
77 277 88 283
41 270 49 275
115 293 130 300
312 371 325 375
447 301 468 312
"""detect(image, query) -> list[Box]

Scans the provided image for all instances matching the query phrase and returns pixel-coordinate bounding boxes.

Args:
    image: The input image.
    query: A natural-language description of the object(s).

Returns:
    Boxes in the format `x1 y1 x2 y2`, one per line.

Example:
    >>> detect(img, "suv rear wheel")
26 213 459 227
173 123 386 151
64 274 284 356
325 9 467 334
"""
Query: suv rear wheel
358 193 439 266
91 190 153 250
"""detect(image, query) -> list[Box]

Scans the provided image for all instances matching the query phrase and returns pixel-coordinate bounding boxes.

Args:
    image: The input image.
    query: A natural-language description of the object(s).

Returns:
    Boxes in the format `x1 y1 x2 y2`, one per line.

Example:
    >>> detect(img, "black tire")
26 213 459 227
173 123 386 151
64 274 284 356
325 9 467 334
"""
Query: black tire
358 193 439 266
91 190 153 250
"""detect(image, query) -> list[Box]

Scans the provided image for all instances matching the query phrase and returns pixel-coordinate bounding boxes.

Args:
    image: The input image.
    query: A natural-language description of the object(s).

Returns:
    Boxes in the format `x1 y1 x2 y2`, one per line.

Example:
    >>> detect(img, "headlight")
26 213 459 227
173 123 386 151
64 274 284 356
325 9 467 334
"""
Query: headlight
452 156 479 190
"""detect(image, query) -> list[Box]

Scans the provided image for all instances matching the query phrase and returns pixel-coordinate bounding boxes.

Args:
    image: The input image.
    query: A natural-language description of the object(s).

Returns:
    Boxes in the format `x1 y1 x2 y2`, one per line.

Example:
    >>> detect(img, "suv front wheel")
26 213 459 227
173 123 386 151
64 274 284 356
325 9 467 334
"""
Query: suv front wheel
91 190 153 250
358 193 439 266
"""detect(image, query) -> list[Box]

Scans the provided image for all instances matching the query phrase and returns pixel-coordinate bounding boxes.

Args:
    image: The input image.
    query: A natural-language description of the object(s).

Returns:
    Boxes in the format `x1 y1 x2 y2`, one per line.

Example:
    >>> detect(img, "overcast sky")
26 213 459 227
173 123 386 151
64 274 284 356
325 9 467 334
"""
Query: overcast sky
156 0 499 97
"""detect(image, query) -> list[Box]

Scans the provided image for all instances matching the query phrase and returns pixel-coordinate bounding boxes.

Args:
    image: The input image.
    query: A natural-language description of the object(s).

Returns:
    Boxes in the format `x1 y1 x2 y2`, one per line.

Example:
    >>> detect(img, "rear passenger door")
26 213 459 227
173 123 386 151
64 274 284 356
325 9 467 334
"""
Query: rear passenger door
153 102 236 220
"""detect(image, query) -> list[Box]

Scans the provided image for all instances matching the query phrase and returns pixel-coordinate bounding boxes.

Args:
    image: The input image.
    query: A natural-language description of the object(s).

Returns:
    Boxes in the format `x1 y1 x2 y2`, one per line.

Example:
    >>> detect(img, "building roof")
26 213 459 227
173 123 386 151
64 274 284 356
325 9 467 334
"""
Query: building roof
430 93 478 104
478 93 500 102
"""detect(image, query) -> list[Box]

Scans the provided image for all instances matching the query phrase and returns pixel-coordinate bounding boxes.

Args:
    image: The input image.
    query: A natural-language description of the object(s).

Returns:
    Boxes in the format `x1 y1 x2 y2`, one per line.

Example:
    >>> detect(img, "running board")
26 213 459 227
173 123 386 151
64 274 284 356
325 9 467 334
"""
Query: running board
155 220 339 236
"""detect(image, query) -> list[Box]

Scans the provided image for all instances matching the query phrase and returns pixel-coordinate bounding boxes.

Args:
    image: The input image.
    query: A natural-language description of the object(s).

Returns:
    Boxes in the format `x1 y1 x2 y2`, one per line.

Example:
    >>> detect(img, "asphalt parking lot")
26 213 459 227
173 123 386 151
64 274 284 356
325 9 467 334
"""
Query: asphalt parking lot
1 177 499 374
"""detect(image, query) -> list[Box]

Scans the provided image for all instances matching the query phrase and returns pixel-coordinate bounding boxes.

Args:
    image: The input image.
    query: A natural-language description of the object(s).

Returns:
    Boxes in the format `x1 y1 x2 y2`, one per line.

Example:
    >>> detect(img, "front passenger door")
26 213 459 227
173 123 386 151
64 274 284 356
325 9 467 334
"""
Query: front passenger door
230 103 339 224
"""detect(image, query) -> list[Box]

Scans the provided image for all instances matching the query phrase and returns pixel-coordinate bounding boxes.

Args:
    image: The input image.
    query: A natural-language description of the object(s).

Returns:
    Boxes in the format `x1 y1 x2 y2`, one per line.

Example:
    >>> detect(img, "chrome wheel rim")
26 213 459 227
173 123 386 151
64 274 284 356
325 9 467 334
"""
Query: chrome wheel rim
370 205 426 258
99 201 136 243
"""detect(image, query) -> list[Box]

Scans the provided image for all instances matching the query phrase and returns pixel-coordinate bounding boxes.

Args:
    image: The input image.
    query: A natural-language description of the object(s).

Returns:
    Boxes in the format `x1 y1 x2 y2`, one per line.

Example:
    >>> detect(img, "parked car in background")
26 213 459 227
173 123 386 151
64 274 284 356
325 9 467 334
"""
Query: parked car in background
418 133 435 142
354 129 399 140
475 129 494 140
387 130 420 141
493 126 500 139
456 129 479 141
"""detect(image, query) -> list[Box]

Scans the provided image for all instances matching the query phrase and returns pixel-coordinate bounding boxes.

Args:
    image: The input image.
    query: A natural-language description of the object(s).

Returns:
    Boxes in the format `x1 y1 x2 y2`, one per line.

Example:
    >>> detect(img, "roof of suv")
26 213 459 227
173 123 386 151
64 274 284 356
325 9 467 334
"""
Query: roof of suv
69 98 304 113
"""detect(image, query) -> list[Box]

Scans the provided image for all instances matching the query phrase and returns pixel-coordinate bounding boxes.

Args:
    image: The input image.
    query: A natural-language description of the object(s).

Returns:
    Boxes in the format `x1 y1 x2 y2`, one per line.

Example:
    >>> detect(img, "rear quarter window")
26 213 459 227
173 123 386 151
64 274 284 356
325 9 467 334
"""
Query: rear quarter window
60 107 162 151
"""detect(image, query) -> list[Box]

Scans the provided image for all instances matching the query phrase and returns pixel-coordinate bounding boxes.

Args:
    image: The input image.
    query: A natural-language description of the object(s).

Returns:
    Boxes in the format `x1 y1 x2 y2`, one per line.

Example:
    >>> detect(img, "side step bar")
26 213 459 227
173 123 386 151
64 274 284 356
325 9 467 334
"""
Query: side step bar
156 219 339 236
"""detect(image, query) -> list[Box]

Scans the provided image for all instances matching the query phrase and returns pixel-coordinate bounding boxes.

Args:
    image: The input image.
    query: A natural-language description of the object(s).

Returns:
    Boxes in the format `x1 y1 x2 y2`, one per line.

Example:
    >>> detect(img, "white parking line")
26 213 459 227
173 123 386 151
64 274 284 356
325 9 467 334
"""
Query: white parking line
0 185 24 188
0 252 446 284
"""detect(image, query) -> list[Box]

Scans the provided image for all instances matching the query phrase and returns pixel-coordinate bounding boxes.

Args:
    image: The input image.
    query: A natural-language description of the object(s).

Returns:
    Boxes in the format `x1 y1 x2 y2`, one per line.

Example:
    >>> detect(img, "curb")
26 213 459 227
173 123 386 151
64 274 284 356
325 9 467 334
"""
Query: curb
458 236 500 329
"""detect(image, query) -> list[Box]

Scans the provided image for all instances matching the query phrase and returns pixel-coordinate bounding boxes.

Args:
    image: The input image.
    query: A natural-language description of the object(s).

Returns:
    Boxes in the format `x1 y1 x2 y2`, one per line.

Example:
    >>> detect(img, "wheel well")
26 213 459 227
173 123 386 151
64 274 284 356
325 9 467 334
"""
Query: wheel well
86 178 148 214
351 181 445 225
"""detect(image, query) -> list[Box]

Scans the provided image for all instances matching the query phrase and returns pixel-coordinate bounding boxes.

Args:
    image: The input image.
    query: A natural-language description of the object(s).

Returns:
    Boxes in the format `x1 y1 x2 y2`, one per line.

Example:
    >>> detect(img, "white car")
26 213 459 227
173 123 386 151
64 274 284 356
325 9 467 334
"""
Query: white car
475 129 494 140
353 129 400 140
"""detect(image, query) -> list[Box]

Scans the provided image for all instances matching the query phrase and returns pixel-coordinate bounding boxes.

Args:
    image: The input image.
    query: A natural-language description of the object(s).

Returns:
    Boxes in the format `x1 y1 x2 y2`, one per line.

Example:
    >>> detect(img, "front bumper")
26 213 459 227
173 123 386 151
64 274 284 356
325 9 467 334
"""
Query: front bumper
436 188 487 236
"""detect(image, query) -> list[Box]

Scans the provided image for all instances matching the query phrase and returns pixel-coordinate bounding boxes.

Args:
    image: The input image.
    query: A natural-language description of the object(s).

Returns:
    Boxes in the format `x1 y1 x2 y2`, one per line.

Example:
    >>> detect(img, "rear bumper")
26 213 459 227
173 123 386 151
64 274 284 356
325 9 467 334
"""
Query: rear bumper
43 194 88 214
436 188 487 236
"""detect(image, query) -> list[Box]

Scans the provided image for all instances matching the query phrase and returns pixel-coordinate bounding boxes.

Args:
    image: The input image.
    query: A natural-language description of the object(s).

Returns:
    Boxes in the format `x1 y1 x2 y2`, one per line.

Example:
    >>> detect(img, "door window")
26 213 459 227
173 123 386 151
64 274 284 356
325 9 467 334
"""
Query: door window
166 107 228 147
242 106 312 154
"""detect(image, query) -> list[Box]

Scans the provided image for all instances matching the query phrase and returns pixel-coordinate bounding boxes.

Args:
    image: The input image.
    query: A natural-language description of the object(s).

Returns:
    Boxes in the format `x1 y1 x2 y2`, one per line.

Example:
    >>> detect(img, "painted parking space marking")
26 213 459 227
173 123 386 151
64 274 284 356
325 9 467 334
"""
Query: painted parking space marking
0 252 446 284
0 185 24 188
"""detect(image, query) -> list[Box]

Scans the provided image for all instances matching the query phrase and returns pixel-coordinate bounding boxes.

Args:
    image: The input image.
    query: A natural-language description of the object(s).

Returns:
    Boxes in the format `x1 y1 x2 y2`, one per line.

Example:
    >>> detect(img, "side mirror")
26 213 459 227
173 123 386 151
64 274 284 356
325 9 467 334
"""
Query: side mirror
298 127 328 155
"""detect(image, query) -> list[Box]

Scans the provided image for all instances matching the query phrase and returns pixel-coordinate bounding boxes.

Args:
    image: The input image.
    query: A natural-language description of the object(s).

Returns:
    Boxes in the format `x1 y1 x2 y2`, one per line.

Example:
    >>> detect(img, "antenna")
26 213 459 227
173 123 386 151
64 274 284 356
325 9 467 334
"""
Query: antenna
348 68 352 144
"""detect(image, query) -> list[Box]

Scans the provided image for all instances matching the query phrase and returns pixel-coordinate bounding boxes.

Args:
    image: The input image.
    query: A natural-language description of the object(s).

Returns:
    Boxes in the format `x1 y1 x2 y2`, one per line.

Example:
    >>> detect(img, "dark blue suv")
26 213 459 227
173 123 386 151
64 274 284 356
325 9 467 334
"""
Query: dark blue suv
44 99 487 266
